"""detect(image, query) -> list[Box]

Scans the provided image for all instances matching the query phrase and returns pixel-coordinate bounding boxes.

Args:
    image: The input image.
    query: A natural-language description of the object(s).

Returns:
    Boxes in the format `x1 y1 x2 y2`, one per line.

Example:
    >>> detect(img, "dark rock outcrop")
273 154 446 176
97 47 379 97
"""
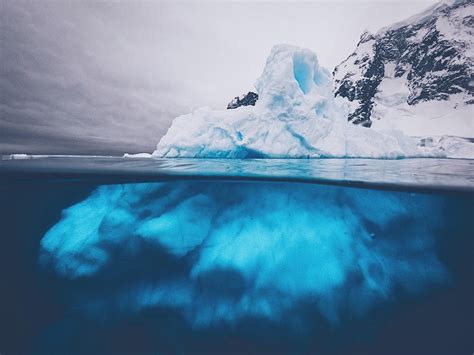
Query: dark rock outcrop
227 92 259 109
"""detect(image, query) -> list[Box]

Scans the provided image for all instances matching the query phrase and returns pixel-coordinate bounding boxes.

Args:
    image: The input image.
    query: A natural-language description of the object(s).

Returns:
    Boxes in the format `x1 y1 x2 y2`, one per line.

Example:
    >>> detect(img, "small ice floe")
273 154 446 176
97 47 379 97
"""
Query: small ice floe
123 153 152 158
3 154 34 160
418 135 474 159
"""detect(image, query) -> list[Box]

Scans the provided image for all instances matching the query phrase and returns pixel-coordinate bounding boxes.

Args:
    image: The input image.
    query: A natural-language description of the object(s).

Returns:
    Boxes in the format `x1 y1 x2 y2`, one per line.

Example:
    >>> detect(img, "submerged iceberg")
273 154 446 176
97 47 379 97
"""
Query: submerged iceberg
40 181 448 328
153 45 442 159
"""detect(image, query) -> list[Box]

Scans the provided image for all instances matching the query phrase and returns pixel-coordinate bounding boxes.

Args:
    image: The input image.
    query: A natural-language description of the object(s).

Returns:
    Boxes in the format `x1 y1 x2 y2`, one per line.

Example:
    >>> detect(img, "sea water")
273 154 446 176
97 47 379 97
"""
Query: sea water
0 157 473 354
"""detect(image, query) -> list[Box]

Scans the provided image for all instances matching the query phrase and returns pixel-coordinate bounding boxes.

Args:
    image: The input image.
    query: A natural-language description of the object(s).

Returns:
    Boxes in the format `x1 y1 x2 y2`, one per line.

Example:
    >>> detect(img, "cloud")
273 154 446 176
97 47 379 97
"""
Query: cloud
0 0 436 155
0 1 184 154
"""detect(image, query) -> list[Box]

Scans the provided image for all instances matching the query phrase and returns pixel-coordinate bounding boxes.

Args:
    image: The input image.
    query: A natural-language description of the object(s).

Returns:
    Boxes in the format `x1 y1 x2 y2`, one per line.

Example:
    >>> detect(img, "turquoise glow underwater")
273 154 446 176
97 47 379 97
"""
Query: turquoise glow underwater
40 181 449 328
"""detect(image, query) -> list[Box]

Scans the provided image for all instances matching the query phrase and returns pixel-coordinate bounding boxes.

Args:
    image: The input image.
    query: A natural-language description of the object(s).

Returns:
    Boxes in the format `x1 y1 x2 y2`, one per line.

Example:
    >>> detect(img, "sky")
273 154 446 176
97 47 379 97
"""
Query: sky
0 0 436 155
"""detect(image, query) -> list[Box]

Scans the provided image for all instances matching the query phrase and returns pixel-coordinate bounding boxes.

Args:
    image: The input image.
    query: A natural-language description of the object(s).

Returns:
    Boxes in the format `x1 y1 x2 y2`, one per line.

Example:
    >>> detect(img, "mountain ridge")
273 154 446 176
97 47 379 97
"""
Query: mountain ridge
333 0 473 136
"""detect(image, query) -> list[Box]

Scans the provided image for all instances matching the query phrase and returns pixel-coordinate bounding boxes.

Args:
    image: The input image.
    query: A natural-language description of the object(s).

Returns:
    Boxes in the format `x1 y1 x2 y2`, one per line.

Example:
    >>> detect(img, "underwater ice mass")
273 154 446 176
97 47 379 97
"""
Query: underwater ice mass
40 181 448 327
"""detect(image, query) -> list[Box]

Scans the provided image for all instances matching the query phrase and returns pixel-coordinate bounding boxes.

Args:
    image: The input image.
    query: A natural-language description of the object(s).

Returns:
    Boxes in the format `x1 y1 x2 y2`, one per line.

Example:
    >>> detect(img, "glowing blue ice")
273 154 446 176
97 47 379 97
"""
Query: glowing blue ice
39 181 448 327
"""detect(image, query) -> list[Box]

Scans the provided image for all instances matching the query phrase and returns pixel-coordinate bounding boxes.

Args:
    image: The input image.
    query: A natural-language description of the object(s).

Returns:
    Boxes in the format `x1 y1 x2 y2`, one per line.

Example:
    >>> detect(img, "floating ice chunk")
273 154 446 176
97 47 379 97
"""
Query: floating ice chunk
418 135 474 159
123 153 152 158
4 154 33 160
153 45 444 159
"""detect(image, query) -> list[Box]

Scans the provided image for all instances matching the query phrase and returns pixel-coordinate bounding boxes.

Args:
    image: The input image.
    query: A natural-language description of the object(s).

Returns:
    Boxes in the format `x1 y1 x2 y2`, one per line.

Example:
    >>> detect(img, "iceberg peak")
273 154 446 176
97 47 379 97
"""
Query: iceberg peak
254 44 339 122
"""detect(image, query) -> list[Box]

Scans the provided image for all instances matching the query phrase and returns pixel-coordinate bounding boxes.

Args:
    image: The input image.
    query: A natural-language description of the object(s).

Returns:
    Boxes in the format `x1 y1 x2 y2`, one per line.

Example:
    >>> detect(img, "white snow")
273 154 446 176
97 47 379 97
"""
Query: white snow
436 3 474 43
418 135 474 159
376 0 458 35
334 37 375 84
371 93 474 139
372 63 411 108
408 27 430 43
334 0 473 158
154 45 453 159
370 62 474 140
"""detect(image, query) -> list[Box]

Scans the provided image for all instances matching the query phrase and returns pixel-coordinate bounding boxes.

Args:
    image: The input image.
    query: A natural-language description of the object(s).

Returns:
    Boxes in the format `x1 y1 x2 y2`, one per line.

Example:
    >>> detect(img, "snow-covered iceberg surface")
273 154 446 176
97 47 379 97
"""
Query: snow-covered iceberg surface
153 45 448 159
40 181 449 328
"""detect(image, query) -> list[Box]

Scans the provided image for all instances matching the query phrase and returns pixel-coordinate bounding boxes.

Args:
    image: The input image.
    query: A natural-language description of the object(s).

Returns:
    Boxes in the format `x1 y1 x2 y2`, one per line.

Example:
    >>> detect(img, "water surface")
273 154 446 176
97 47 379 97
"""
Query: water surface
0 157 472 354
2 156 474 191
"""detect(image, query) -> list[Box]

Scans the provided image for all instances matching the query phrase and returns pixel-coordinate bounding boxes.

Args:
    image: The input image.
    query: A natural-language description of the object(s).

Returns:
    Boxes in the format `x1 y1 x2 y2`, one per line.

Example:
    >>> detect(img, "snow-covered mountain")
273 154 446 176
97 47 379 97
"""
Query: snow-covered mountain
333 0 473 137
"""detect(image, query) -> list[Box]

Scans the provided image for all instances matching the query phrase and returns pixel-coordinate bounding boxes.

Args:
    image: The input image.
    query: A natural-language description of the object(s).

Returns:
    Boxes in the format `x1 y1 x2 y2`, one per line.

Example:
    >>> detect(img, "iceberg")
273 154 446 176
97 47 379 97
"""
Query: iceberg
153 45 443 159
40 181 448 327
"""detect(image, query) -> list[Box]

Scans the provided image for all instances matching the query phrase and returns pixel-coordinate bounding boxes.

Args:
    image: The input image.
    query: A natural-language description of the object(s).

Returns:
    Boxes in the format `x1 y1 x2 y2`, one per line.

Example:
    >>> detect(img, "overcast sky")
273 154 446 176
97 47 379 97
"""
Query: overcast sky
0 0 436 155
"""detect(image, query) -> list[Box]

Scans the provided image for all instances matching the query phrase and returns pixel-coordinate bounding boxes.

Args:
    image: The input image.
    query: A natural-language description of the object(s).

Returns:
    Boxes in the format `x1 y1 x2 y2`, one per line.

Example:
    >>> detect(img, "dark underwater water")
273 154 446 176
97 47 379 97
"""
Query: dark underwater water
0 176 473 355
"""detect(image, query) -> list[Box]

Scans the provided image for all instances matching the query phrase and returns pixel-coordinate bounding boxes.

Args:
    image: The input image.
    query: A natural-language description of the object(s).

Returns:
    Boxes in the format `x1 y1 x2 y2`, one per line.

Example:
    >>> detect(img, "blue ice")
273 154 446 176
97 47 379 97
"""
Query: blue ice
39 181 448 327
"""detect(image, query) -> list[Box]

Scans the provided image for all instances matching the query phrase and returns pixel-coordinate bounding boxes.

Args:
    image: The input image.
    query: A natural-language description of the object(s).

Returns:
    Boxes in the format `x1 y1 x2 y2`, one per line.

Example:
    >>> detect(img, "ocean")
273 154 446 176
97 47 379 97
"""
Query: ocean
1 157 473 354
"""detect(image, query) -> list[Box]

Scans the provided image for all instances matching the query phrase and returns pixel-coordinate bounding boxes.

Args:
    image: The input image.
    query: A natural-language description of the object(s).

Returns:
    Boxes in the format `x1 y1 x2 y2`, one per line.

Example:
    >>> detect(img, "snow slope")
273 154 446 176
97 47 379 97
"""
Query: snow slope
334 0 473 137
154 45 449 159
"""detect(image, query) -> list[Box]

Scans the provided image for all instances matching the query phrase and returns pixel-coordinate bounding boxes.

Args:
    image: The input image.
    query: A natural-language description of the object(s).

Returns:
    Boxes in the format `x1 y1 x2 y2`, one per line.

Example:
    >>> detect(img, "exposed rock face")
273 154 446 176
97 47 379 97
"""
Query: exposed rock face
333 0 473 129
227 92 259 109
